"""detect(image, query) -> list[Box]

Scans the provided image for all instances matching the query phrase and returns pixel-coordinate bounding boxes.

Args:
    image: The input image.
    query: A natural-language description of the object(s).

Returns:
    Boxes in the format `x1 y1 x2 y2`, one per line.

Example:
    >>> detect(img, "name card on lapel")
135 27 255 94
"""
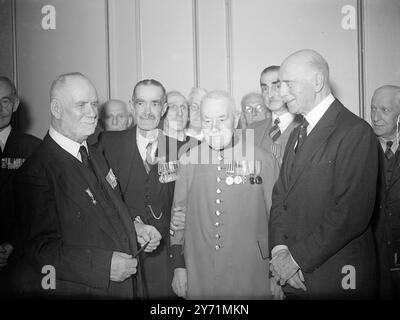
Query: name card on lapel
106 168 117 189
1 158 26 170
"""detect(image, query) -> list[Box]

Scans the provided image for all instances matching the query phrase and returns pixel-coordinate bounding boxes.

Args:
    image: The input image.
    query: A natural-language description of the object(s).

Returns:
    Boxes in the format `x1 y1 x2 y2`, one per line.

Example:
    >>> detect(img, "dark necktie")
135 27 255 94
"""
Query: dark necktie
385 141 394 160
143 142 154 174
269 118 281 142
79 145 97 177
294 117 309 153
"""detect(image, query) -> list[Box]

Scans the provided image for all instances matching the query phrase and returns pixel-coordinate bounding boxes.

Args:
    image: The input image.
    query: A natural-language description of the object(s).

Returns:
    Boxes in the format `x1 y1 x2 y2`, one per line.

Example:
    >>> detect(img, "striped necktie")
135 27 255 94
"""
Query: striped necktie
269 117 281 142
385 141 394 160
294 117 309 153
143 141 154 174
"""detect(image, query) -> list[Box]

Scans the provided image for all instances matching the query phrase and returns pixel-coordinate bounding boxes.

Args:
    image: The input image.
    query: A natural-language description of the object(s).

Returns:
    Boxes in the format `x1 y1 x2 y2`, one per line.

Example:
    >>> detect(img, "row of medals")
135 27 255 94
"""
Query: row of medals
224 160 263 186
158 161 179 183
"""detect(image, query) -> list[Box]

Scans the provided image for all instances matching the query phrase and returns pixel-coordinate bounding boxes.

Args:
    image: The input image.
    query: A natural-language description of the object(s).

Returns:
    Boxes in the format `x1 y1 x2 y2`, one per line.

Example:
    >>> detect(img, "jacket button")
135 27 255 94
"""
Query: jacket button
283 205 288 210
284 235 289 240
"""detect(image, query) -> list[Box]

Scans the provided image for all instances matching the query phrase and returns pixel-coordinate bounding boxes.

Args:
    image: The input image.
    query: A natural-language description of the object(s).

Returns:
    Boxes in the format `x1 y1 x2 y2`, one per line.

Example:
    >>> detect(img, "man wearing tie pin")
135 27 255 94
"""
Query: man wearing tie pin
12 73 160 299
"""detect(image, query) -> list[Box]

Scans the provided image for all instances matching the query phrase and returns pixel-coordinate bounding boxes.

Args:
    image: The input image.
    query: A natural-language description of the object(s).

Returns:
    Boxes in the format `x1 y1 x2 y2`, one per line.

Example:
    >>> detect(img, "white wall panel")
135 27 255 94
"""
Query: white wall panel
231 0 359 115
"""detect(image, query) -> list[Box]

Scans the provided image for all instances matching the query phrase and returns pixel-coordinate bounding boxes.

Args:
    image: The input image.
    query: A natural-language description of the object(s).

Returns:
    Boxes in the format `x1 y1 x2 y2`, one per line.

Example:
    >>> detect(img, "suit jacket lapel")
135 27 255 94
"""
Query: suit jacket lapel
89 150 139 256
286 100 340 194
45 135 122 247
121 128 139 194
259 117 273 146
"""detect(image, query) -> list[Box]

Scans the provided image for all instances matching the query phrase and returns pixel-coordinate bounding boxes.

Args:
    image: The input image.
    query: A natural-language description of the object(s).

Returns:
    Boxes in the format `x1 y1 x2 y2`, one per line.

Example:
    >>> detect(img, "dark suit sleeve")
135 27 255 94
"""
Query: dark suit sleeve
290 124 379 272
269 131 296 252
15 166 112 291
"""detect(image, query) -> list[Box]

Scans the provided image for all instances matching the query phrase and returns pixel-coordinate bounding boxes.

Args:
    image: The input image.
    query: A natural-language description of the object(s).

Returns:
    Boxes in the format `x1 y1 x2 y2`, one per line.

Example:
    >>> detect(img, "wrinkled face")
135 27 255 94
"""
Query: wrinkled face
242 95 268 125
165 93 189 131
201 98 237 150
278 61 316 115
58 78 99 143
371 90 400 138
133 84 164 131
0 82 18 130
189 92 204 128
103 101 131 131
260 70 284 112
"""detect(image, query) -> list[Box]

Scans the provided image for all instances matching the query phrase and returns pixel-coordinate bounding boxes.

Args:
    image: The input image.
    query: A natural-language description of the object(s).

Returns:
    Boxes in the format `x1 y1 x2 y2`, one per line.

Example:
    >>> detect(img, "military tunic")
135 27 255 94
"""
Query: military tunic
172 131 279 299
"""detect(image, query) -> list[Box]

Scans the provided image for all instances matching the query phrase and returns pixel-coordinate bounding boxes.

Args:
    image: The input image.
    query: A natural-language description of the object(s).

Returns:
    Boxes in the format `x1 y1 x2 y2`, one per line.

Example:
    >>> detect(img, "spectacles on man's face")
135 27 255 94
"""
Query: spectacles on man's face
244 104 266 114
167 103 188 113
0 97 14 109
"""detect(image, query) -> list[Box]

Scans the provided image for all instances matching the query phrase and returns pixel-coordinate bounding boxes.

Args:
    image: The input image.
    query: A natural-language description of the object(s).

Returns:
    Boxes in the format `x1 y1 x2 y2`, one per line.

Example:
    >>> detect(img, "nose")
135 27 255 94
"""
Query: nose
251 108 257 116
144 102 151 114
177 106 183 117
279 83 288 99
371 109 381 122
86 103 97 118
211 119 220 132
112 116 118 126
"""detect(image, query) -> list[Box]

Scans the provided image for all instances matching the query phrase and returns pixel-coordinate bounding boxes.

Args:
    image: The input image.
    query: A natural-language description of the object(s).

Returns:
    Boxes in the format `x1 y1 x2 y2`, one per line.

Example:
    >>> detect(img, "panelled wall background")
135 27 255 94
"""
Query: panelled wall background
0 0 399 139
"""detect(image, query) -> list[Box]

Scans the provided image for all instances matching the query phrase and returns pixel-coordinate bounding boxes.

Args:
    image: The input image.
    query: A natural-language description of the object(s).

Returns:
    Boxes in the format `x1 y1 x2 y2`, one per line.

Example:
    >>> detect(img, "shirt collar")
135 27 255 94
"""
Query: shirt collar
379 136 398 154
136 126 159 160
0 125 12 151
272 112 295 134
304 93 335 134
49 125 88 161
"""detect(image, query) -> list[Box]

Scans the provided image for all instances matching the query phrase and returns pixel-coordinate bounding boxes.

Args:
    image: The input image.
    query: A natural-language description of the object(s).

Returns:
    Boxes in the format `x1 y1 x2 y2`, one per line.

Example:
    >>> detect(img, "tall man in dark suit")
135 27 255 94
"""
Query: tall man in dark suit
371 85 400 299
0 77 41 295
98 79 182 299
269 49 379 299
250 66 299 164
13 73 161 299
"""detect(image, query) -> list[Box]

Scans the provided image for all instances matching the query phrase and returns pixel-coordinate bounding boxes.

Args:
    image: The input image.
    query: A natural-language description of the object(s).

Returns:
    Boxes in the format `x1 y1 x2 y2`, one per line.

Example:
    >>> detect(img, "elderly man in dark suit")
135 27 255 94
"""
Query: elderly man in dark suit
249 66 299 164
12 72 160 299
269 49 379 299
0 77 41 296
98 79 183 299
371 85 400 300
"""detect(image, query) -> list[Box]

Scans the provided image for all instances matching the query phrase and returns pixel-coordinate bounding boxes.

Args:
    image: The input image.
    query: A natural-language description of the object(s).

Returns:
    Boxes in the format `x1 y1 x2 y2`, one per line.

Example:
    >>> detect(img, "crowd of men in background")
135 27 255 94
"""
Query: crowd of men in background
0 48 399 300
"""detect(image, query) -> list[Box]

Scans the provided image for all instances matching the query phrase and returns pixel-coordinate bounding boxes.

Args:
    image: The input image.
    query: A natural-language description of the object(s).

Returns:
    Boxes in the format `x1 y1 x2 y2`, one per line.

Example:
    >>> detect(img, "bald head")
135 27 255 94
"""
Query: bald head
201 90 240 150
279 49 331 114
50 72 99 143
101 99 132 131
371 85 400 139
241 92 269 125
0 76 19 130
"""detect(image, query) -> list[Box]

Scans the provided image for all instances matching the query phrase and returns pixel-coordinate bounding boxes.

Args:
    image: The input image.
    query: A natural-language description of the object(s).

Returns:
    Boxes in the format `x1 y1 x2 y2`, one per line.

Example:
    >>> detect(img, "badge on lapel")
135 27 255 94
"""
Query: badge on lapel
1 158 26 170
105 168 117 189
85 188 97 205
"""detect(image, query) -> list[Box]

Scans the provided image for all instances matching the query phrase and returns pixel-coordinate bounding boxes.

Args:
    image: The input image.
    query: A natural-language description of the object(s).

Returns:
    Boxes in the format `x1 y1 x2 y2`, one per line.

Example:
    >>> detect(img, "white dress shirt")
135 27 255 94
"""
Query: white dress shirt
379 137 398 154
136 126 159 162
304 93 335 135
49 126 88 162
272 112 295 134
0 125 12 152
271 93 336 265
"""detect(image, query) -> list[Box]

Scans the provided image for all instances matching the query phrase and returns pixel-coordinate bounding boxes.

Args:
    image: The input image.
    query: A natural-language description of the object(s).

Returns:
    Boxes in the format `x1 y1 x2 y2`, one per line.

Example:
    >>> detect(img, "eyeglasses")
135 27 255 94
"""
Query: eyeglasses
167 103 188 113
244 104 266 114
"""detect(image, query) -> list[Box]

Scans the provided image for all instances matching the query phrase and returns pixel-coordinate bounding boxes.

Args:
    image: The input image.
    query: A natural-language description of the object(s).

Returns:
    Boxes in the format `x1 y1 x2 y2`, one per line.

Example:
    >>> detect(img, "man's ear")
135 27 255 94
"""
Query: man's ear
233 111 241 129
127 114 133 127
12 97 20 113
314 72 325 93
50 99 62 119
161 102 168 117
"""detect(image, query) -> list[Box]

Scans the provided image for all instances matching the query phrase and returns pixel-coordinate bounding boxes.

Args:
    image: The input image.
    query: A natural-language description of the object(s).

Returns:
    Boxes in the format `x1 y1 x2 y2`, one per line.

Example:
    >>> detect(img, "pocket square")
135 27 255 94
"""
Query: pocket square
106 168 117 189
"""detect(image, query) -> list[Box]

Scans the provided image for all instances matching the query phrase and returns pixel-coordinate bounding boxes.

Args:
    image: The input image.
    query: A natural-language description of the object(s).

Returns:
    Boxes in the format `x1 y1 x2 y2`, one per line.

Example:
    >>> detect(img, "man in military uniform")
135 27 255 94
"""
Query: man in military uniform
170 90 282 299
371 85 400 299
